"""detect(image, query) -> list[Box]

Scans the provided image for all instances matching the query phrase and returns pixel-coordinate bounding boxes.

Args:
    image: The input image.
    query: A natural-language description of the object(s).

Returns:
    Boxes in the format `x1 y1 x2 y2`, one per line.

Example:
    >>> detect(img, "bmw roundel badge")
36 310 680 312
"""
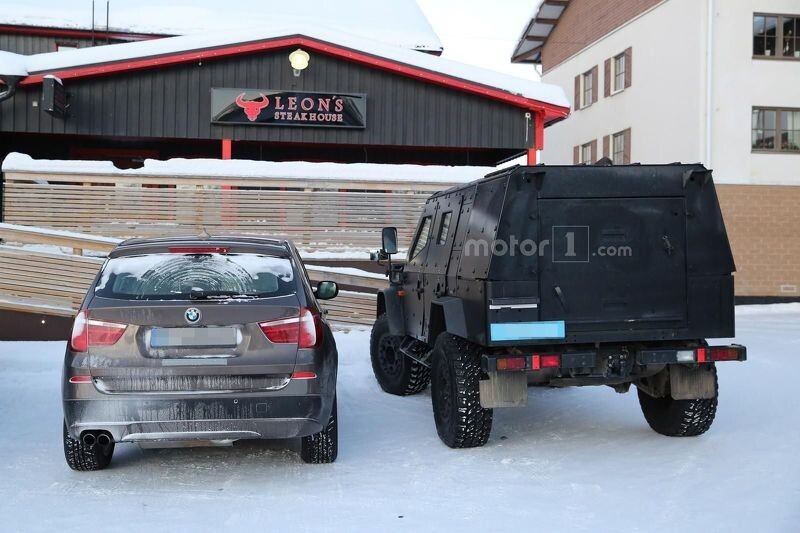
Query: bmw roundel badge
185 307 201 324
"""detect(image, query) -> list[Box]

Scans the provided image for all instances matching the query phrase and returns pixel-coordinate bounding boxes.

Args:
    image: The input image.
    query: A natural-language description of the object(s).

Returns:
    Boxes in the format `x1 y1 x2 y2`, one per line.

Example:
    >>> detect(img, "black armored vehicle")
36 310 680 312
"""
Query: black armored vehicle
370 164 746 448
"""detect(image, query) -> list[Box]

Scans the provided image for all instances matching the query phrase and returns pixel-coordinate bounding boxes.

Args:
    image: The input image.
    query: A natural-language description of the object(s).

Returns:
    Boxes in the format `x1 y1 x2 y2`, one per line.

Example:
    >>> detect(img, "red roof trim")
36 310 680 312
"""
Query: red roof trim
18 35 570 122
0 24 168 42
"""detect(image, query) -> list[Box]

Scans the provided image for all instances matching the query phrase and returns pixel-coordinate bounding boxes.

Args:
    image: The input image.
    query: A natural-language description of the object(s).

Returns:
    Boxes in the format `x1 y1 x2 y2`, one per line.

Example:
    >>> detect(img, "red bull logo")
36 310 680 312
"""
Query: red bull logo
235 93 270 121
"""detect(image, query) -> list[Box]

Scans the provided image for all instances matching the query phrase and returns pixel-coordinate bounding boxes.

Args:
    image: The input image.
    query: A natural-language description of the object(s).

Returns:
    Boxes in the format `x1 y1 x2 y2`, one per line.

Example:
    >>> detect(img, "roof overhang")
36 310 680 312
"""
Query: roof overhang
511 0 569 64
0 23 168 42
11 31 570 123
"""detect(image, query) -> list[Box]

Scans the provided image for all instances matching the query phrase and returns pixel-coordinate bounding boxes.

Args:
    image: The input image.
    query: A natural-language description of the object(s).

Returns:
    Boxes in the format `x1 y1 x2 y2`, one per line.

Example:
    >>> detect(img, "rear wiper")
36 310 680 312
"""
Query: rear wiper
189 290 258 300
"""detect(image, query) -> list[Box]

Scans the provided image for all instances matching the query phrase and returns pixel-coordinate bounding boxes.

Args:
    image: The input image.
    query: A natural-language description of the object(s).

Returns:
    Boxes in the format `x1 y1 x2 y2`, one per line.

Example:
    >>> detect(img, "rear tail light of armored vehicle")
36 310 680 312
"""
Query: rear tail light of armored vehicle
259 308 322 349
529 354 561 370
708 345 747 362
495 353 561 371
694 346 746 363
496 357 527 371
69 310 128 353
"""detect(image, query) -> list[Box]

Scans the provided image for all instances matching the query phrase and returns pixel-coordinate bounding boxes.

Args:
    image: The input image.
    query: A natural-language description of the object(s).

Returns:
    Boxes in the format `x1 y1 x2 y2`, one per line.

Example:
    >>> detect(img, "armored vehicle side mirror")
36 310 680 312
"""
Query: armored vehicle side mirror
381 227 398 255
315 280 339 300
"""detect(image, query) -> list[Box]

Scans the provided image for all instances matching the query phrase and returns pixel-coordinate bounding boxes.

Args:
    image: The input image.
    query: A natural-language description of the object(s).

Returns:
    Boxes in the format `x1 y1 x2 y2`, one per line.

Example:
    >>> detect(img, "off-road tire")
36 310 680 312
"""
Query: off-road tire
370 313 430 396
63 421 114 471
431 333 493 448
301 396 338 464
637 365 718 437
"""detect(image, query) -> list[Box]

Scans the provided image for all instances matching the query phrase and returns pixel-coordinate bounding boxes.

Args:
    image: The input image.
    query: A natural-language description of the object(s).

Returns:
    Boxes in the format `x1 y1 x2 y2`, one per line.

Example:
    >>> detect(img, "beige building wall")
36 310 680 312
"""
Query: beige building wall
540 0 707 166
536 0 799 297
711 0 800 185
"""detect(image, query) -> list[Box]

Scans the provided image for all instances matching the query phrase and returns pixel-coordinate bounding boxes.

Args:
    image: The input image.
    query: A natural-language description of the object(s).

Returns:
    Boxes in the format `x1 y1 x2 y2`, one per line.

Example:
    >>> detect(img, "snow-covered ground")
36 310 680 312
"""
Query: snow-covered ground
0 305 798 532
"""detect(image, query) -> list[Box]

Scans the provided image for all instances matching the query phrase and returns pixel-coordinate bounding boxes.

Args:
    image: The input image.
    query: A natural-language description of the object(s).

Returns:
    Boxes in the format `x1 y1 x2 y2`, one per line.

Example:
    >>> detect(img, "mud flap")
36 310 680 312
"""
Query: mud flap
479 372 527 408
669 364 716 400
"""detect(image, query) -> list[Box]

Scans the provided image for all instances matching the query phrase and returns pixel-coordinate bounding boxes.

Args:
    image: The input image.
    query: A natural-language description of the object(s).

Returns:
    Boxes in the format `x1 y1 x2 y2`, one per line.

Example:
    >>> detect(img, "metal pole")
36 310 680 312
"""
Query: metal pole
705 0 714 167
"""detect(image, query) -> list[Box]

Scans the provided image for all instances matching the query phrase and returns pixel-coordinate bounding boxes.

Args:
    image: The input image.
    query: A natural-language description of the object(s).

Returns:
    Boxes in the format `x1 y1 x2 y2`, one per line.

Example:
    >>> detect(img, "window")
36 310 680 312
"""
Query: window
781 110 800 151
94 253 296 300
437 212 452 245
410 216 432 259
55 42 78 52
784 16 800 57
752 109 776 149
582 70 593 107
754 14 800 58
580 142 592 164
613 53 625 93
612 131 625 164
752 108 800 152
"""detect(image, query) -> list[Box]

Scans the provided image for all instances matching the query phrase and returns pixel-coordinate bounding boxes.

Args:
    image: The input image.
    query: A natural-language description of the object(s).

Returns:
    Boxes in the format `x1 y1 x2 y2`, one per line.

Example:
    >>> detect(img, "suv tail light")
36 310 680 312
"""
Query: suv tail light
69 310 128 352
259 308 322 349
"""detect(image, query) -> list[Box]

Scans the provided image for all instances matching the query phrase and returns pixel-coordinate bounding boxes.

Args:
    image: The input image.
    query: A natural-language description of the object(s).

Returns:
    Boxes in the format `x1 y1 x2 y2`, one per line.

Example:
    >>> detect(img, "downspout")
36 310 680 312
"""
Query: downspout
705 0 714 167
0 76 22 103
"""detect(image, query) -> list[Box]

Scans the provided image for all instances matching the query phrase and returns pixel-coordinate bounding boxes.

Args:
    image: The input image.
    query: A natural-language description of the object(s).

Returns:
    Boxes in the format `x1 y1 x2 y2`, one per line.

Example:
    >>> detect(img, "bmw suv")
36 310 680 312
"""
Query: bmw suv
62 236 339 469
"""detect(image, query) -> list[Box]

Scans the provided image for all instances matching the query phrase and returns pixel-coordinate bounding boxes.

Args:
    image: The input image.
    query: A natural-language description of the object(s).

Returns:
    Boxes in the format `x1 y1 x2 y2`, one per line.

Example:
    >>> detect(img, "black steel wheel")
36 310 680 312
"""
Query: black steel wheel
370 314 430 396
430 333 492 448
638 365 718 437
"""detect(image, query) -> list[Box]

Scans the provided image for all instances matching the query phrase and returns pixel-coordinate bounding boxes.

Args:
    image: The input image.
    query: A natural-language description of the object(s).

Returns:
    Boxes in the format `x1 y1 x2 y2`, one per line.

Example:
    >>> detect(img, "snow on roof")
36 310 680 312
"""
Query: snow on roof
0 0 442 53
2 153 493 185
0 50 28 76
4 22 567 108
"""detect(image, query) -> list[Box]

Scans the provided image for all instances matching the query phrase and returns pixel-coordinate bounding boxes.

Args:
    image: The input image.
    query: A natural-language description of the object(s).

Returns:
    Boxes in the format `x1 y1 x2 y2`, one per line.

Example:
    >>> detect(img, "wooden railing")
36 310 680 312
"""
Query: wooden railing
1 169 455 252
0 224 379 326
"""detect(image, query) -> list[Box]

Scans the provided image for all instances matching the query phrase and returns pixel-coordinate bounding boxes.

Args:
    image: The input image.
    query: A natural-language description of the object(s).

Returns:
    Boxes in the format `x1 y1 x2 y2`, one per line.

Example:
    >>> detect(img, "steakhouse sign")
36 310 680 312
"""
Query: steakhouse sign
211 88 367 128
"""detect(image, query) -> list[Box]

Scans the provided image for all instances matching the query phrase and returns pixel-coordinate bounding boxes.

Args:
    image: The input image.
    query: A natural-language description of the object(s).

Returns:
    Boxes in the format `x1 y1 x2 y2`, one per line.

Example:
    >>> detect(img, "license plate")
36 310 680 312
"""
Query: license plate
150 327 238 348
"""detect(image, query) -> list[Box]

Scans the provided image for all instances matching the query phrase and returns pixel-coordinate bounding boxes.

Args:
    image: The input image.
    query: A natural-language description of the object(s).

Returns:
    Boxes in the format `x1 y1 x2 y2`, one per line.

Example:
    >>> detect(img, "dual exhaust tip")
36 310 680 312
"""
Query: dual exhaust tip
81 431 112 448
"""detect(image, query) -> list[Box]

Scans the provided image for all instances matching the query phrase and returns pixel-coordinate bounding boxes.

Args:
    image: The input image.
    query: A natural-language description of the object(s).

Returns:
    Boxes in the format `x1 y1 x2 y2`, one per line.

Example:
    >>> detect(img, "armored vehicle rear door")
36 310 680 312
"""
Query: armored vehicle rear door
538 197 688 333
403 202 438 339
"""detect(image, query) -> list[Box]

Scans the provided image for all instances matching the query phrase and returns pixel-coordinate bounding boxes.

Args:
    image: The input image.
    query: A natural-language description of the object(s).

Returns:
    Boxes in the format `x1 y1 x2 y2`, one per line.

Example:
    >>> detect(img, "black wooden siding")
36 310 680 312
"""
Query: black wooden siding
0 32 129 55
0 50 530 150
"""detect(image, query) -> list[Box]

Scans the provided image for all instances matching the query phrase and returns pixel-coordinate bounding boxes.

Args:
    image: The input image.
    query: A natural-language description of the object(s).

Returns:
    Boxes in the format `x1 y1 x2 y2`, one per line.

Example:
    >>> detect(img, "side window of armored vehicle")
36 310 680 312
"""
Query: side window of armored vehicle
437 212 452 245
409 216 433 259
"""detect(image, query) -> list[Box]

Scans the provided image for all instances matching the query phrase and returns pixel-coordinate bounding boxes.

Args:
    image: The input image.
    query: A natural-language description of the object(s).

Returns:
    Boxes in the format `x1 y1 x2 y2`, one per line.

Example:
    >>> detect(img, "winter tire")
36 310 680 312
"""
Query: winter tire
431 333 493 448
301 396 338 463
638 365 718 437
63 421 114 471
370 313 430 396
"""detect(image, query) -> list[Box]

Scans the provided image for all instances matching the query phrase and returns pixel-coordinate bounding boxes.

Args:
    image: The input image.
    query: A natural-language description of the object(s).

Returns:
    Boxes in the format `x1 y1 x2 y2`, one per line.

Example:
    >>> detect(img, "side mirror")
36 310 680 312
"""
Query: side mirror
315 280 339 300
381 227 398 255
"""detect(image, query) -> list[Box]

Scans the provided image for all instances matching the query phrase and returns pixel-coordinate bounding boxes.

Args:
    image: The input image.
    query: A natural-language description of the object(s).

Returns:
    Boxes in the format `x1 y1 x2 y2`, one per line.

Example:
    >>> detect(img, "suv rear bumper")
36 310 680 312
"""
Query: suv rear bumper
64 395 326 442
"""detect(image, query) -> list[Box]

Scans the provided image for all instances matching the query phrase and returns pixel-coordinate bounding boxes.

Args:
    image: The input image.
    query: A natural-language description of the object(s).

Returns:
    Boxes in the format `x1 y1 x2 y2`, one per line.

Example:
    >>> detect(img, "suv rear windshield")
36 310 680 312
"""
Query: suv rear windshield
95 253 296 300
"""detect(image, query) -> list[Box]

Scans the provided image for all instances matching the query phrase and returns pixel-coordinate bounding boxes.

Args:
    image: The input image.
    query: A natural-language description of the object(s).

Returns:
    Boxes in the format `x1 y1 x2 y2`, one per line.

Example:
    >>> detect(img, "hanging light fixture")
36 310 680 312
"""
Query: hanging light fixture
289 48 310 77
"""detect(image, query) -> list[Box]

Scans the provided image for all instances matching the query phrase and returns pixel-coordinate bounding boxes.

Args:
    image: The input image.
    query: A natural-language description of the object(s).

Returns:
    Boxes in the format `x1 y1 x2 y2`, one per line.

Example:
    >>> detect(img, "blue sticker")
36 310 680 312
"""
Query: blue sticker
490 321 566 341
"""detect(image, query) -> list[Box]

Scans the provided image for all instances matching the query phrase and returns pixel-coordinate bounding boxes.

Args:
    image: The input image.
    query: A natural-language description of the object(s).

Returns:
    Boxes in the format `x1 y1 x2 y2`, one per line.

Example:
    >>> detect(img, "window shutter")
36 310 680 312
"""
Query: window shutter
590 139 598 163
623 128 632 163
573 145 579 164
574 75 580 109
604 58 611 97
591 66 598 104
602 135 610 158
624 47 632 88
